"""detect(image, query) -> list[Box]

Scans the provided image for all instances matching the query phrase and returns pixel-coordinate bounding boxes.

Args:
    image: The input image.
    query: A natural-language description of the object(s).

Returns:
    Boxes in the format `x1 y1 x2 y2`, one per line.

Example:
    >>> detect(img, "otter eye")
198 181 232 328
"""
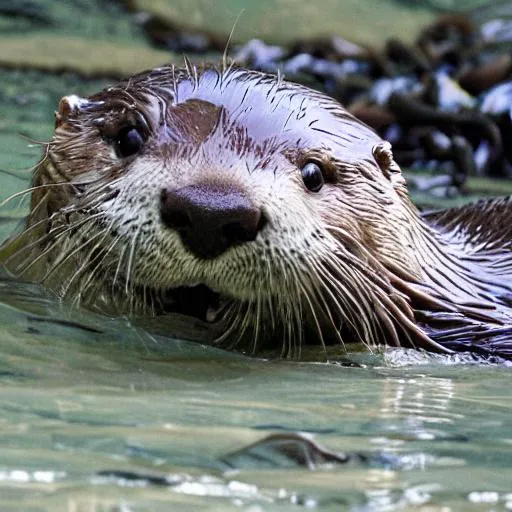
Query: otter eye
301 162 324 192
114 126 144 158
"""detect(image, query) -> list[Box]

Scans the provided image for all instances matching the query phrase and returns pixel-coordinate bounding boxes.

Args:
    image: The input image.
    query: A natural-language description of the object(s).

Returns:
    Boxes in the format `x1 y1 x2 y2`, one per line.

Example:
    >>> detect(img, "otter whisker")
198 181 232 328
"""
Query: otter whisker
112 243 129 309
321 227 431 350
314 261 370 342
18 209 64 237
284 293 298 358
67 216 122 300
143 284 158 317
2 214 62 266
269 259 298 358
282 296 297 358
0 182 80 209
17 133 51 147
6 214 102 277
218 300 250 350
238 302 256 352
124 223 144 315
252 287 263 355
294 278 320 357
52 228 112 298
73 235 122 309
326 248 386 331
37 215 107 280
301 258 343 351
214 300 242 346
281 259 311 357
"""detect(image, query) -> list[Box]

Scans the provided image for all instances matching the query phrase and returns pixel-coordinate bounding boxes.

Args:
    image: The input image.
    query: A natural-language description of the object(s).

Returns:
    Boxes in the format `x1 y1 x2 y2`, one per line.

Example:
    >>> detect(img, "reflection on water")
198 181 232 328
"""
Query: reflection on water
0 274 511 510
380 375 459 433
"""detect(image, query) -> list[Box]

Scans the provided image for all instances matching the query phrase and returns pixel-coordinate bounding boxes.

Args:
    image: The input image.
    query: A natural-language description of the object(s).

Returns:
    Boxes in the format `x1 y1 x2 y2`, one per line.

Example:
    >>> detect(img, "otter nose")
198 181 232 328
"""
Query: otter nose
160 184 265 260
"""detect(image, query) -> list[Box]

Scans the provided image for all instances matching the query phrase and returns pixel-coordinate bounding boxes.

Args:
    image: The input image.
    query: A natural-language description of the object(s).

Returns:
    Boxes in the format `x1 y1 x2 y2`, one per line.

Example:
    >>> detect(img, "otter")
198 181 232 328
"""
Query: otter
2 64 512 360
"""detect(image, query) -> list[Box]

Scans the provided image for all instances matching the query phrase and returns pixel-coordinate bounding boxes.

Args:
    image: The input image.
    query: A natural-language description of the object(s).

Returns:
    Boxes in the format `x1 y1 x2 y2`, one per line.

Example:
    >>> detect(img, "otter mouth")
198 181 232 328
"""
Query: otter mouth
157 284 233 323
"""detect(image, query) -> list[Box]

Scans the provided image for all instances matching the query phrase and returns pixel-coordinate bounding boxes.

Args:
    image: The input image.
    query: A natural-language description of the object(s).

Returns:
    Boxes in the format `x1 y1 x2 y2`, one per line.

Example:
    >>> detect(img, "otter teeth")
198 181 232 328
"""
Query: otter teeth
206 297 230 323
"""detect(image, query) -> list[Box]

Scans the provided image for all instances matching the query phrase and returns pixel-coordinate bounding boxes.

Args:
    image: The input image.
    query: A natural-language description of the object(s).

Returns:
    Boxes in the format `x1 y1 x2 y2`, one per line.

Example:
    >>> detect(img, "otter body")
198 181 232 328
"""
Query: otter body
3 65 512 360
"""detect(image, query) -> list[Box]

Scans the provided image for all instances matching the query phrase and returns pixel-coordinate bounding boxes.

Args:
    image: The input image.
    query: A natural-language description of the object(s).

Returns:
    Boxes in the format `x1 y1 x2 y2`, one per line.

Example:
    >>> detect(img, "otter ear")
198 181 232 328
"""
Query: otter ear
55 94 89 129
372 141 401 180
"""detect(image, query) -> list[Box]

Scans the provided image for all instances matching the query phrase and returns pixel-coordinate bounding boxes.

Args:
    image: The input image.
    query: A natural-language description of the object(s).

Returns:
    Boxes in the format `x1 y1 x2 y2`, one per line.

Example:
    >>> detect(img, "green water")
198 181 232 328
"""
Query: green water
0 277 511 511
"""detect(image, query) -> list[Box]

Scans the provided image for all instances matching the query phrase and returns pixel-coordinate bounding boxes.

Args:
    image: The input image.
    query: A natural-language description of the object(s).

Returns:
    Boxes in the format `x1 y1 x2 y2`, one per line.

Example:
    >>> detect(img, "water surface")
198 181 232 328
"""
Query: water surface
0 273 511 511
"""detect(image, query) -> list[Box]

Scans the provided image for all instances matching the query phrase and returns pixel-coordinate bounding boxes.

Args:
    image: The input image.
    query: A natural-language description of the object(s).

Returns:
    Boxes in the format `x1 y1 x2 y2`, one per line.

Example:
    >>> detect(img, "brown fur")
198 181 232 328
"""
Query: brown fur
2 65 512 361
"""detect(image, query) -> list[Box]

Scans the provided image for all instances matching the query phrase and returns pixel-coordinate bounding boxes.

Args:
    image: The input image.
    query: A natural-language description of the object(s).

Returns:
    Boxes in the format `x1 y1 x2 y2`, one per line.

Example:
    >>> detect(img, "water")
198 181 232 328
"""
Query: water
0 274 511 511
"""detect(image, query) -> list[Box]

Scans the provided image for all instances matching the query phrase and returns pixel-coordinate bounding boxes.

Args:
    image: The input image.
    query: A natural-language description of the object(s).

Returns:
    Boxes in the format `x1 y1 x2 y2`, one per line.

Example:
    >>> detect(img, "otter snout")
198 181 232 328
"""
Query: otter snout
160 184 266 260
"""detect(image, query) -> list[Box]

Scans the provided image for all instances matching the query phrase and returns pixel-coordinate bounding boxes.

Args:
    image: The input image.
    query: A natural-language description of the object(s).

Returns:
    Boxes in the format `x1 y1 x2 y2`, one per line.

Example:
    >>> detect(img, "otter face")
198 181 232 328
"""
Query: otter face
11 66 426 355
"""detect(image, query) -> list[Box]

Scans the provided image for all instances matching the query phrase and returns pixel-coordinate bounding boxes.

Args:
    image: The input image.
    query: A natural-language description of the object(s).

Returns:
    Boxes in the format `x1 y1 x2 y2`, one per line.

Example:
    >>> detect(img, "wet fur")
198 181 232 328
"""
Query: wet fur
2 65 512 360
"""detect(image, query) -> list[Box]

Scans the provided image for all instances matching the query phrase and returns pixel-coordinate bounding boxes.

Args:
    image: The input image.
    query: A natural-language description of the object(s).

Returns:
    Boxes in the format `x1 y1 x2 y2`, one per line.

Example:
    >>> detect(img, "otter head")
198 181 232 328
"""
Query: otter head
8 66 433 356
